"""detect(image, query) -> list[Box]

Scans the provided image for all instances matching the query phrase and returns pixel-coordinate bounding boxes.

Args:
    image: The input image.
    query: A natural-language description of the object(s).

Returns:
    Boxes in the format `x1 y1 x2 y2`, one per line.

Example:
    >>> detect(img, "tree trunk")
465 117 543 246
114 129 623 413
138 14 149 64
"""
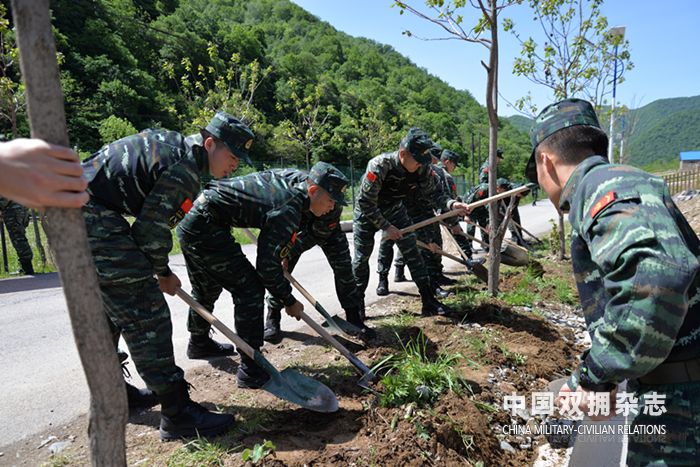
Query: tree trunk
11 1 128 465
485 0 502 296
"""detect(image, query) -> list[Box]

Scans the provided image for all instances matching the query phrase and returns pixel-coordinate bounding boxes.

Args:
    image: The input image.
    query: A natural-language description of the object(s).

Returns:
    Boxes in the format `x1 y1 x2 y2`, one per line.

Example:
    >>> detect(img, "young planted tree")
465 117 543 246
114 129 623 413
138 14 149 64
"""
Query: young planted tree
395 0 520 295
507 0 633 259
275 78 335 170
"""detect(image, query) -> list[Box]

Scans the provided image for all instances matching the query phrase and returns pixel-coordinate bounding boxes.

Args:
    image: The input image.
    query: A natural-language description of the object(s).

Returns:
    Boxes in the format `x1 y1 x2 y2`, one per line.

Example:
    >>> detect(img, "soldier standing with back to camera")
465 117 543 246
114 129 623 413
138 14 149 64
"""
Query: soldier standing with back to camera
527 98 700 466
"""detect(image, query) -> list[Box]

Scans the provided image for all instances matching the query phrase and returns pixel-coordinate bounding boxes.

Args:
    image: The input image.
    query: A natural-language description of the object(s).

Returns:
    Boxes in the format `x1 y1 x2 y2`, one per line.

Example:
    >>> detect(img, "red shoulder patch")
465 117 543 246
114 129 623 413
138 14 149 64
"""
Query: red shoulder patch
328 222 338 229
367 171 377 183
484 168 489 173
590 191 617 218
291 231 298 244
180 198 193 213
451 183 456 192
478 190 485 197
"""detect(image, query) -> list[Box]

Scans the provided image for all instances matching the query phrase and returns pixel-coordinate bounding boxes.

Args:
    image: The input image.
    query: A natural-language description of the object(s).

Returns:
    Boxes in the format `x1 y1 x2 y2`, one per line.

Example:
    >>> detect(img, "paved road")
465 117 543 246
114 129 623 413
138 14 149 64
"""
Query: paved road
0 200 559 446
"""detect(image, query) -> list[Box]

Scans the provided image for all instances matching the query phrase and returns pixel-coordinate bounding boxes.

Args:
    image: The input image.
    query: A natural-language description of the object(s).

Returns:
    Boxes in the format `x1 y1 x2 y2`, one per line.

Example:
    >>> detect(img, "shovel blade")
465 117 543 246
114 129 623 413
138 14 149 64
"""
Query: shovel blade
500 243 529 267
471 263 489 283
320 314 364 337
263 368 339 413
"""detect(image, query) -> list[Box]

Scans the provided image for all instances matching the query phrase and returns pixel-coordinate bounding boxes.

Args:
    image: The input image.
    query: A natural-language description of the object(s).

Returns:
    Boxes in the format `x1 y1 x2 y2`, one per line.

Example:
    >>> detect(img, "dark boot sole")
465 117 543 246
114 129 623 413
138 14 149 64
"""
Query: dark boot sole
186 348 236 359
263 331 282 344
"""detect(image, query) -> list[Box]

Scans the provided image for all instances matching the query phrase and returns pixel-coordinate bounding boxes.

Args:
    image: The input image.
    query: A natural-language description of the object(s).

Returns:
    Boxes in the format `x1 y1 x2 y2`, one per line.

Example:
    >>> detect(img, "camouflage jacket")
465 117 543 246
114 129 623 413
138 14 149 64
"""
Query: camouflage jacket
478 159 490 184
464 183 490 224
185 170 313 306
562 156 700 389
357 151 455 230
82 130 207 275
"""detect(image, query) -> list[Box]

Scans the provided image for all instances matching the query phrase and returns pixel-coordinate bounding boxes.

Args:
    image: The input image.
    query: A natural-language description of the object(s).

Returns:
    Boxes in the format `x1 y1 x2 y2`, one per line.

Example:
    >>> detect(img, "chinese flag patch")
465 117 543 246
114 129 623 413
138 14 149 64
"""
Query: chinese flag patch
180 198 193 213
367 171 377 183
291 231 298 244
590 191 616 218
328 222 338 229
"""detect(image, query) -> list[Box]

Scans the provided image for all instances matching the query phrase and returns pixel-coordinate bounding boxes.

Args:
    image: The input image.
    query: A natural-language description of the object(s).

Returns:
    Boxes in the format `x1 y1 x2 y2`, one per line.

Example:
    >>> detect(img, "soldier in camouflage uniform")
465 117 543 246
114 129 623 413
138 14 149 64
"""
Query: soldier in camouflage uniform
376 146 451 298
352 128 471 316
0 196 33 274
527 98 700 466
82 111 253 440
177 162 349 387
478 147 504 184
438 149 476 259
261 174 375 343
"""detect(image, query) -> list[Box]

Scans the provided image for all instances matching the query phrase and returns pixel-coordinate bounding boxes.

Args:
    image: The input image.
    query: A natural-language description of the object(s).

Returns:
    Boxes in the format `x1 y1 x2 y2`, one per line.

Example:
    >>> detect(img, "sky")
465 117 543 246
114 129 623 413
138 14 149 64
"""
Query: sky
290 0 700 117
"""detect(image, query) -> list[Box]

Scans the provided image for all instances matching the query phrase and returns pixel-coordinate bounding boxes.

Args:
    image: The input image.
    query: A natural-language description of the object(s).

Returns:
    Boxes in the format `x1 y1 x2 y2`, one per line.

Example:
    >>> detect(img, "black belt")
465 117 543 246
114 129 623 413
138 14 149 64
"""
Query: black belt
637 357 700 385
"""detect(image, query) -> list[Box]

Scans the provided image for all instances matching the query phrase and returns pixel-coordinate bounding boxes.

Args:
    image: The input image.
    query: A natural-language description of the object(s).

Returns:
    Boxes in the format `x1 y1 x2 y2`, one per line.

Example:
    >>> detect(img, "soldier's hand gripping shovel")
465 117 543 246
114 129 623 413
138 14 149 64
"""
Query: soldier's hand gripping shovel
239 228 363 339
242 229 376 388
382 185 530 240
176 288 339 413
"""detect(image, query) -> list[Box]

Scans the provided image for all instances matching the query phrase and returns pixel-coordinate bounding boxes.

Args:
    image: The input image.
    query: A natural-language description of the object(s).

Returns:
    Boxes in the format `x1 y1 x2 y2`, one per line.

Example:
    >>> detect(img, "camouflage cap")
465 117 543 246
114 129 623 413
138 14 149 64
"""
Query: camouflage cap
401 128 435 165
497 177 511 188
205 111 255 166
309 161 349 206
496 148 504 158
429 143 443 160
441 149 460 163
525 98 602 183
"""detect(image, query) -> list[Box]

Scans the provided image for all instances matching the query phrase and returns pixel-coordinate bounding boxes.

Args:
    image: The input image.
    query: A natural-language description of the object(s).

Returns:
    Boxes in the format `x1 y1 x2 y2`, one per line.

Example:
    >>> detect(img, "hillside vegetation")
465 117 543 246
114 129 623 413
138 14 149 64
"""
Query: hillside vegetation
1 0 531 179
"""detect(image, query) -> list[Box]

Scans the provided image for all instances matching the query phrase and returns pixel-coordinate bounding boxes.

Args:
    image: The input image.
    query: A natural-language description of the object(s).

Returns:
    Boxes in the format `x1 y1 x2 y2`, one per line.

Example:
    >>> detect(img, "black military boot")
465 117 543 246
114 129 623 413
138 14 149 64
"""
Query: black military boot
435 274 457 286
419 285 452 317
345 308 377 341
118 350 158 410
263 307 282 343
394 265 407 282
376 274 389 296
159 380 234 441
187 333 235 359
431 280 451 299
237 354 271 389
19 259 34 275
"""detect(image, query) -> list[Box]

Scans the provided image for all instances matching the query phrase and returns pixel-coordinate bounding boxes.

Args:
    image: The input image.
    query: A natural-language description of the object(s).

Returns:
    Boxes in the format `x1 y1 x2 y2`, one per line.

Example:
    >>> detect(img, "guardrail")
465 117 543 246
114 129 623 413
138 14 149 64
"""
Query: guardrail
663 169 700 195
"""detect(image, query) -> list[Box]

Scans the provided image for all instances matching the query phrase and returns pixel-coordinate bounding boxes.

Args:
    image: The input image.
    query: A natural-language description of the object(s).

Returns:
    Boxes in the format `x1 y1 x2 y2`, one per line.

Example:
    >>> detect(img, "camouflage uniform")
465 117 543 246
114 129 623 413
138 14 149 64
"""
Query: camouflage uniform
0 197 33 273
437 157 473 257
528 98 700 465
464 183 491 246
178 163 351 349
265 203 362 320
352 129 458 313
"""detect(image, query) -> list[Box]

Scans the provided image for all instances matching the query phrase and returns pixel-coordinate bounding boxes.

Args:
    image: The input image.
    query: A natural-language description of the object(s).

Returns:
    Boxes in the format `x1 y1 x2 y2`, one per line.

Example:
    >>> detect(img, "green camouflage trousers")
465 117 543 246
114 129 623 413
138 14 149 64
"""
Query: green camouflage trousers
377 202 442 279
626 380 700 466
0 197 32 265
266 230 361 315
83 200 184 395
176 216 265 350
352 201 431 297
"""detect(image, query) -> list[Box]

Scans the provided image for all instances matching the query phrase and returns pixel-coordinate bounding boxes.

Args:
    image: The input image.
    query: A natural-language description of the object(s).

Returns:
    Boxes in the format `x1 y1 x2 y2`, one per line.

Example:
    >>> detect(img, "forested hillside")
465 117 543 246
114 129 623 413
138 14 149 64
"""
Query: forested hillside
1 0 531 179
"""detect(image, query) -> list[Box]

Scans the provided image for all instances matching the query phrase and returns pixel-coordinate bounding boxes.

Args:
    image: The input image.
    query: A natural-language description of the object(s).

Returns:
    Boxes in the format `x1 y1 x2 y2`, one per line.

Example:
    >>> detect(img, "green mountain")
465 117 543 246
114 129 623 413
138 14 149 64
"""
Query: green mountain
506 115 534 134
1 0 531 178
626 96 700 167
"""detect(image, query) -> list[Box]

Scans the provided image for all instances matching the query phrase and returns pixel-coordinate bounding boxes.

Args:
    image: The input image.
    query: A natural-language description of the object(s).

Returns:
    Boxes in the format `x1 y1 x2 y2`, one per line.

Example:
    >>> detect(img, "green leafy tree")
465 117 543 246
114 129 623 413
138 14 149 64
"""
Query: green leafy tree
395 0 521 295
508 0 633 260
98 115 137 143
0 3 24 138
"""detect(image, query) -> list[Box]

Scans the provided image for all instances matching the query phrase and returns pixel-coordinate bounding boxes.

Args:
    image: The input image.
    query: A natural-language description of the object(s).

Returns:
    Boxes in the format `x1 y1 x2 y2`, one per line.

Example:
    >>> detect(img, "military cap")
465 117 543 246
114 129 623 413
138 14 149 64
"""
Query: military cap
205 111 255 166
429 143 443 160
440 149 460 163
496 148 504 158
401 128 435 165
525 98 602 183
497 177 511 188
309 161 349 206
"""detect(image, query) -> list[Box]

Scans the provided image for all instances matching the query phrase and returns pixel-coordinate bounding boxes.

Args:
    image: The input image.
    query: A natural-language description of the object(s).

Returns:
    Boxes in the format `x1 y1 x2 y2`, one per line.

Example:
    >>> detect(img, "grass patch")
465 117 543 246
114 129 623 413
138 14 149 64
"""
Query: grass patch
166 438 232 467
464 328 501 362
41 455 74 467
0 215 55 278
375 331 467 407
498 343 527 366
444 288 490 311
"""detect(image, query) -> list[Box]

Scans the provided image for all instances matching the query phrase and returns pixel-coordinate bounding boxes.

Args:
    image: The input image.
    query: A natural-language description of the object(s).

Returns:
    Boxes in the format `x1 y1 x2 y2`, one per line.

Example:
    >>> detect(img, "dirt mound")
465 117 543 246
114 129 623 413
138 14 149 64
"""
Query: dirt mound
676 195 700 234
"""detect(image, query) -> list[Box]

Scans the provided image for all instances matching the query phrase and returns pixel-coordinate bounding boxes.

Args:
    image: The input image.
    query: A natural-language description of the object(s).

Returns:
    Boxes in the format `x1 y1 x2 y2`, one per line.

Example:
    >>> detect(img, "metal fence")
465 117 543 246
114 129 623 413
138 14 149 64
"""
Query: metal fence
662 169 700 195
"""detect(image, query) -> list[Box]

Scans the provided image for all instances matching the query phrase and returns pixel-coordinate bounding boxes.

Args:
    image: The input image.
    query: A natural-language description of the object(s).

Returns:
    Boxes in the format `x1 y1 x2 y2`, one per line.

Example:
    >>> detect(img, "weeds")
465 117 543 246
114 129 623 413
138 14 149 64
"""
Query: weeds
241 440 276 465
498 343 527 366
375 331 467 407
166 438 231 467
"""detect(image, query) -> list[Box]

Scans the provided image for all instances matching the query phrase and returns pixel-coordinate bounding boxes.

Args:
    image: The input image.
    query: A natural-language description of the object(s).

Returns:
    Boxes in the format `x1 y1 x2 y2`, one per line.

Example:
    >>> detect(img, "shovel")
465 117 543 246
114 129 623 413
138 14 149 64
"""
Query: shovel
176 288 339 413
416 240 488 283
384 185 530 240
463 219 529 267
240 228 363 339
242 229 376 389
439 223 489 284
